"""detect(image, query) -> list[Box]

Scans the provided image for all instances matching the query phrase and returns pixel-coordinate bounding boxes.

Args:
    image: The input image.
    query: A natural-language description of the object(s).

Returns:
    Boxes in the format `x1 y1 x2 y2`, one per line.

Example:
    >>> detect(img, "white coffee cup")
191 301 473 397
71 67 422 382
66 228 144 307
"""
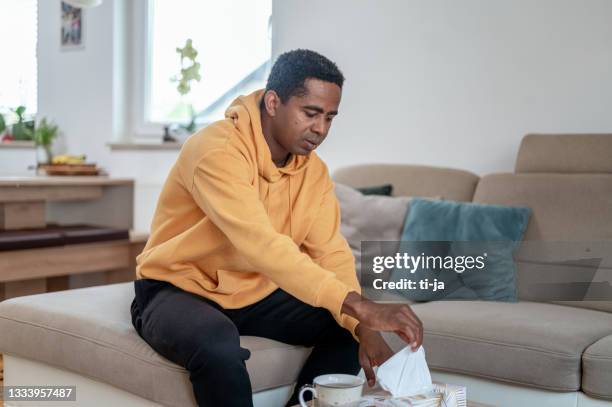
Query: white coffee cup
298 374 365 407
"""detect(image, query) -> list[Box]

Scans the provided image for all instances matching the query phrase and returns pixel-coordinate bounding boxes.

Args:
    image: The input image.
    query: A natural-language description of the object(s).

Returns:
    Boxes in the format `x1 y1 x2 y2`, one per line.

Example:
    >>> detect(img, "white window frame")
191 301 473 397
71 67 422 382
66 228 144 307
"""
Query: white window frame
129 0 272 141
130 0 162 139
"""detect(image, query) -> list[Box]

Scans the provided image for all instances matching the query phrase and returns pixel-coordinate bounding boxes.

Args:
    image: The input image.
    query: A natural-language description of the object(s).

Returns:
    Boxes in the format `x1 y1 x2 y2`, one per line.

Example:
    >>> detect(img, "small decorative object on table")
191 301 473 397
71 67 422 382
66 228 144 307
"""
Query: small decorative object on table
33 117 59 164
37 154 101 176
359 346 466 407
360 382 467 407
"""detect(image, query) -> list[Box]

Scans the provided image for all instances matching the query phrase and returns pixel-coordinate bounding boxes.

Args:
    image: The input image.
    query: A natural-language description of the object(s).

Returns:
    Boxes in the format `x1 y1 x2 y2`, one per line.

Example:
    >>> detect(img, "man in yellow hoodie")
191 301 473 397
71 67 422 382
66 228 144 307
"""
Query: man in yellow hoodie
131 49 423 406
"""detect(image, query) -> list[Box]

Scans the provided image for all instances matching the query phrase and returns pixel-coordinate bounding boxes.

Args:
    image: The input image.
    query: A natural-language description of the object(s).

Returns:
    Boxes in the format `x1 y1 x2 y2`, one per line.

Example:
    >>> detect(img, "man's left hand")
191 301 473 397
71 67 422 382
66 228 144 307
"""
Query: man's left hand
355 324 394 387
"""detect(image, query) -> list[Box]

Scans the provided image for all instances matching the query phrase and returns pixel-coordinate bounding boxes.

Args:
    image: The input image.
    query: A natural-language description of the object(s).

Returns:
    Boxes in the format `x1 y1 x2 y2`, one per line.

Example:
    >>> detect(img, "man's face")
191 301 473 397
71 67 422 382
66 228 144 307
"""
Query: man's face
270 78 341 156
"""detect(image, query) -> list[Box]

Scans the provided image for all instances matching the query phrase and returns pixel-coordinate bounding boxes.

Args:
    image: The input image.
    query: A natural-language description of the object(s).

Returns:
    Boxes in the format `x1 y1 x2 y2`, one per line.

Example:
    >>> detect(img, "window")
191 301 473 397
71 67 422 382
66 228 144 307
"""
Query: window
135 0 271 136
0 0 38 118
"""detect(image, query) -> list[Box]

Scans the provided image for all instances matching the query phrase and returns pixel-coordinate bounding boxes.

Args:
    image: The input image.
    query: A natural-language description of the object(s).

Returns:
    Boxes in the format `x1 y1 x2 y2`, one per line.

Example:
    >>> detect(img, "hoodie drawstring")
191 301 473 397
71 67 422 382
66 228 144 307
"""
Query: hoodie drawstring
288 177 293 239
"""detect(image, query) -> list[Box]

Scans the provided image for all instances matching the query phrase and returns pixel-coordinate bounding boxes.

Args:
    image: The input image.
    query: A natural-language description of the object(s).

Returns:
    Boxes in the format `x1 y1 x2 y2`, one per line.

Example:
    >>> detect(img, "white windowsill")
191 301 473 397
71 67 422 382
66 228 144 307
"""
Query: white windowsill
2 141 183 152
107 141 183 151
0 141 35 149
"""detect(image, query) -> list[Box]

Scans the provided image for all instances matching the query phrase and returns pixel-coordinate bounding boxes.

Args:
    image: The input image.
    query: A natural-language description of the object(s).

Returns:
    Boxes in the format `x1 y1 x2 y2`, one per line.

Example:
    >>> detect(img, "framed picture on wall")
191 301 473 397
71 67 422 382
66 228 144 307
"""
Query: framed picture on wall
61 1 84 50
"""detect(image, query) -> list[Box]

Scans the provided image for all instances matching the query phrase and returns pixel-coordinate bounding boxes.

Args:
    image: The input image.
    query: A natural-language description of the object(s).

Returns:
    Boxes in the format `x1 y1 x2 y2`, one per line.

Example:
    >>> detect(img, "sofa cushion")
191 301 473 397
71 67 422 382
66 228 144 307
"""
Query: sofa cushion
583 334 612 400
355 184 393 196
515 133 612 173
0 229 64 251
395 198 530 302
0 283 311 407
53 224 130 245
0 224 129 252
333 164 479 201
382 301 612 392
335 183 411 277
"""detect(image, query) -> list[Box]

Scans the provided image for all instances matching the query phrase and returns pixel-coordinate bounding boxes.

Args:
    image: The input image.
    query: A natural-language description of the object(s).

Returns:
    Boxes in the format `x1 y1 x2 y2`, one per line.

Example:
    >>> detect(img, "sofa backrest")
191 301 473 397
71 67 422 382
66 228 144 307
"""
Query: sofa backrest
473 173 612 241
474 172 612 312
515 133 612 173
333 164 479 202
332 135 612 312
515 134 612 312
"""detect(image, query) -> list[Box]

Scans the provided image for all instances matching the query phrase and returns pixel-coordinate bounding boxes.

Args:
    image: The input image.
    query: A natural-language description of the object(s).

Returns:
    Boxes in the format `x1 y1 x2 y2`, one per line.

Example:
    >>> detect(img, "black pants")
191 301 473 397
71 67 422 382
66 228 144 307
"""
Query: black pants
130 279 360 407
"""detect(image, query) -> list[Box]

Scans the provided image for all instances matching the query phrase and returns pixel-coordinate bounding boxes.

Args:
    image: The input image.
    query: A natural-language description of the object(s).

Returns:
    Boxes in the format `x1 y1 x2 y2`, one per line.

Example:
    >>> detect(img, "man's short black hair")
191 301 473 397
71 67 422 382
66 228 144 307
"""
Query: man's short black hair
263 49 344 104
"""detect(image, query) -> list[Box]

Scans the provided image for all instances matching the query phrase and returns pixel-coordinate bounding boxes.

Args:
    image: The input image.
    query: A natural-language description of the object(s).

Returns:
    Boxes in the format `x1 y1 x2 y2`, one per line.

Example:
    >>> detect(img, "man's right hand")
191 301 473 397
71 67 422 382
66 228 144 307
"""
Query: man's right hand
342 292 423 351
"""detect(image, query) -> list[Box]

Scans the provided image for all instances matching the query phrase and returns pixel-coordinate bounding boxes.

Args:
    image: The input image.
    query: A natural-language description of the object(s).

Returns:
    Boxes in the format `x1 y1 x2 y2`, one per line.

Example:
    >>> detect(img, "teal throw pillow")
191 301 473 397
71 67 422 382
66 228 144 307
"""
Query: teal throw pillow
391 198 531 302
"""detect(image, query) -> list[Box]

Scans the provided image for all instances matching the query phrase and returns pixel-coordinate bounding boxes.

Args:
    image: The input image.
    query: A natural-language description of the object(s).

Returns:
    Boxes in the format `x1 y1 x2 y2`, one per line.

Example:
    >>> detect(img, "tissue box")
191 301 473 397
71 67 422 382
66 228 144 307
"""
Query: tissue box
431 382 467 407
360 382 466 407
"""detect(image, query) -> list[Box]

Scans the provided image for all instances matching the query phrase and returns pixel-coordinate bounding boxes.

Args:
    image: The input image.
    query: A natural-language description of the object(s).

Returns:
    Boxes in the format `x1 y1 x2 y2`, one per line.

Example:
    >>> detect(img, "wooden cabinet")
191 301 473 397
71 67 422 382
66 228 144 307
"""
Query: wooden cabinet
0 176 146 300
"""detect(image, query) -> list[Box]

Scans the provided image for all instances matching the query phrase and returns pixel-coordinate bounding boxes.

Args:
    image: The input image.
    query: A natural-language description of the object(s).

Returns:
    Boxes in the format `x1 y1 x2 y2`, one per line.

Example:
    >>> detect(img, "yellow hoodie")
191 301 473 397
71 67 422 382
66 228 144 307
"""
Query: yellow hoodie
136 89 361 336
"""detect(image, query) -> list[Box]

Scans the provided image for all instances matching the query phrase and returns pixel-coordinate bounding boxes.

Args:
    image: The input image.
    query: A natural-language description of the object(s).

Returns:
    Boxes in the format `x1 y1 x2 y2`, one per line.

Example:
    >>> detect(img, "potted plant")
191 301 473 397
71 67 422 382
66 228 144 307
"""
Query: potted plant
166 39 202 141
11 106 35 140
33 117 59 164
0 113 6 141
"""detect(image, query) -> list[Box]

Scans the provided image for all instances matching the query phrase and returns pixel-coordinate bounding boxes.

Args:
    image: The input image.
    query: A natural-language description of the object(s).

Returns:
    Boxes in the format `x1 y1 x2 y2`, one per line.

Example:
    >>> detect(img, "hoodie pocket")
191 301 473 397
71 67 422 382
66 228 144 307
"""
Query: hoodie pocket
211 268 262 295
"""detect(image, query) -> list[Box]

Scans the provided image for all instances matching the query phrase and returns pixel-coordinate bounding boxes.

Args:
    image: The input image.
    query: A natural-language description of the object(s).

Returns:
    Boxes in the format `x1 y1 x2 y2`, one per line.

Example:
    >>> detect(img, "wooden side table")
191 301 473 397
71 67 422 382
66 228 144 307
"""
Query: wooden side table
0 175 140 299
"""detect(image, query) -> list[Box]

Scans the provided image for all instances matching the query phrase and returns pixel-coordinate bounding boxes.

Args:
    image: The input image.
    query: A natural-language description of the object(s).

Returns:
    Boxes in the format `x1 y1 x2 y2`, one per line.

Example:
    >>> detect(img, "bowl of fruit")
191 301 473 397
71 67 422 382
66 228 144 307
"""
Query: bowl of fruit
38 155 100 176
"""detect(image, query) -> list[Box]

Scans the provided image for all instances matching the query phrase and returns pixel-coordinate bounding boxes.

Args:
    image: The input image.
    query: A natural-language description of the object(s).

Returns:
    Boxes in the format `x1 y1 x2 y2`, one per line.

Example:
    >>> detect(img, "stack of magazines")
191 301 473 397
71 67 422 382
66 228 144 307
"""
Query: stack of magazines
359 382 467 407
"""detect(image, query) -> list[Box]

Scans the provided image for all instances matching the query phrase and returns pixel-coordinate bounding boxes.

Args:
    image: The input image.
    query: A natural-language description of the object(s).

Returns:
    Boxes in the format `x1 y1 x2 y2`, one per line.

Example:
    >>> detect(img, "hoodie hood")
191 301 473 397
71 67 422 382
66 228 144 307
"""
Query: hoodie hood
225 89 311 183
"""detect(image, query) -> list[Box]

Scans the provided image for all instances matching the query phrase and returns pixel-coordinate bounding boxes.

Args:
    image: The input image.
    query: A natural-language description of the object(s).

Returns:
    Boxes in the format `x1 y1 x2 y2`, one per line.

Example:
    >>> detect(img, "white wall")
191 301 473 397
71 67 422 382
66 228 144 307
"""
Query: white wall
35 0 177 232
273 0 612 174
14 0 612 231
0 147 36 174
38 0 115 163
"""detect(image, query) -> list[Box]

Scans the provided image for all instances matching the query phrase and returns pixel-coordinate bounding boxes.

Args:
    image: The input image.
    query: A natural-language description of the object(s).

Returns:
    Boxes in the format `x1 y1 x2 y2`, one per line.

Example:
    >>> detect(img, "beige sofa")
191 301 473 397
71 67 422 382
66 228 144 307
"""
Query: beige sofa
0 134 611 407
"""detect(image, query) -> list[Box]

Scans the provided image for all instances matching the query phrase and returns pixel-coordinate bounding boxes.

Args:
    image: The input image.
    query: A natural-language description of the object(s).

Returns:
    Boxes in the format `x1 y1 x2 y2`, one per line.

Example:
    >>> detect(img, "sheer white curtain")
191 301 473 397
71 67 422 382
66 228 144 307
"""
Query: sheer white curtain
0 0 38 116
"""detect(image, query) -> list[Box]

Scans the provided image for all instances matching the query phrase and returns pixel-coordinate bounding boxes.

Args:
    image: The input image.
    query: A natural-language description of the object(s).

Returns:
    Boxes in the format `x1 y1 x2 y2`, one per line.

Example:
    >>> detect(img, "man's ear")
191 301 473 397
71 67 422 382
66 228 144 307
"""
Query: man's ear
263 90 281 117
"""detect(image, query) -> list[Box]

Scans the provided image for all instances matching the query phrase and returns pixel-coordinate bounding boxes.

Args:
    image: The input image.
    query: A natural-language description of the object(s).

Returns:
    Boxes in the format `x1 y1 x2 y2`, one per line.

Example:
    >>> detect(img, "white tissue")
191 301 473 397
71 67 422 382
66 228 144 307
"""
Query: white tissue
376 346 433 398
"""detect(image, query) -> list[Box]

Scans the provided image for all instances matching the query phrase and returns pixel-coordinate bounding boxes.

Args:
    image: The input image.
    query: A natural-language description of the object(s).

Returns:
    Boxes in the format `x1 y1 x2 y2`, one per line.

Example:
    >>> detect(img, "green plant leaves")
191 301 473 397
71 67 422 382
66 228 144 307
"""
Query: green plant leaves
34 117 59 146
172 38 202 96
